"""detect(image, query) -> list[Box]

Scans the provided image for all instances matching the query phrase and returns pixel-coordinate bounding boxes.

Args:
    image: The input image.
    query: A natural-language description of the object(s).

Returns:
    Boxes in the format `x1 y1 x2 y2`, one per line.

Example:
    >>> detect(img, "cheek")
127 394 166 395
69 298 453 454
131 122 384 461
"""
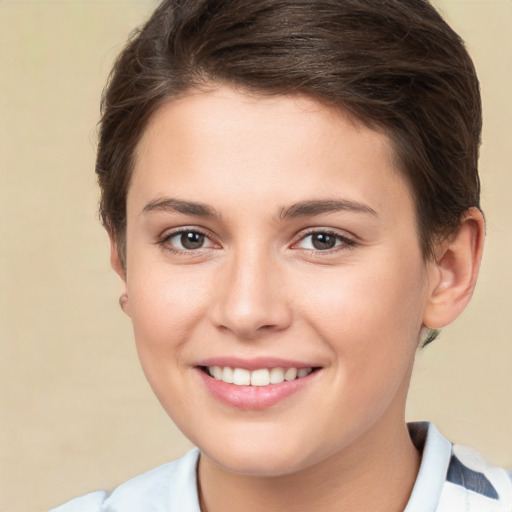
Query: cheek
297 256 426 368
126 262 211 355
299 259 426 427
125 266 213 419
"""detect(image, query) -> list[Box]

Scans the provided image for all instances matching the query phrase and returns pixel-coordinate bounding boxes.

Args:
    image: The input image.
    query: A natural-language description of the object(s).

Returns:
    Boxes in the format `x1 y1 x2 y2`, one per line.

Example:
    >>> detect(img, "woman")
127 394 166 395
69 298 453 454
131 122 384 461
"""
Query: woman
51 0 511 510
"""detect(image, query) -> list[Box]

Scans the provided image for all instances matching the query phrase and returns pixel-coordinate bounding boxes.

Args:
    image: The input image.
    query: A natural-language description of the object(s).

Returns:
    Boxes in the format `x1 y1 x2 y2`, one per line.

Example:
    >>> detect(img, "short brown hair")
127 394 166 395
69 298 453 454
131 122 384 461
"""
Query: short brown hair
97 0 481 265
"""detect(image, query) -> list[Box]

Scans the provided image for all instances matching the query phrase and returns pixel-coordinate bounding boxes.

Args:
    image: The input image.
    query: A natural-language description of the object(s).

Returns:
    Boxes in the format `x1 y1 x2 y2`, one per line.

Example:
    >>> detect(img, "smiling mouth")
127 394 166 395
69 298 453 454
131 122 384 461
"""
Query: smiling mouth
201 366 319 387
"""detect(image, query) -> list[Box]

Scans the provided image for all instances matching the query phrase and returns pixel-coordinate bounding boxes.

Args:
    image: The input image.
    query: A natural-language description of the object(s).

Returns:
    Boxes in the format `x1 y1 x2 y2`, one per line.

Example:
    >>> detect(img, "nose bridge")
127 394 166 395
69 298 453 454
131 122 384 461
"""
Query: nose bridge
211 240 291 338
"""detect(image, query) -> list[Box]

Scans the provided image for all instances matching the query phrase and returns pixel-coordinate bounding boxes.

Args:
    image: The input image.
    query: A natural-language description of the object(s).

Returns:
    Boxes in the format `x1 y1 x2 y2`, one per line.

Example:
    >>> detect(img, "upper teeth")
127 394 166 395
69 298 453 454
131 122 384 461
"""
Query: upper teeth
207 366 313 386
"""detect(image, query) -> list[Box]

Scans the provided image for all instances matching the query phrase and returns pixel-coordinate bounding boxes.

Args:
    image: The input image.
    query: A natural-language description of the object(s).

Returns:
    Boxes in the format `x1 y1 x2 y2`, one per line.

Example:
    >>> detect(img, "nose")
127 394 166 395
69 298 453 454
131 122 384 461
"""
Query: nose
210 249 292 340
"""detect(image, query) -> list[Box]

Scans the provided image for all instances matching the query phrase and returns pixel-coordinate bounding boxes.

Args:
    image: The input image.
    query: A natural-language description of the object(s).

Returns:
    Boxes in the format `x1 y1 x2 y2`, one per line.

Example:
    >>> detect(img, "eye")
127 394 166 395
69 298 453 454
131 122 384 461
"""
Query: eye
161 229 216 252
295 231 355 251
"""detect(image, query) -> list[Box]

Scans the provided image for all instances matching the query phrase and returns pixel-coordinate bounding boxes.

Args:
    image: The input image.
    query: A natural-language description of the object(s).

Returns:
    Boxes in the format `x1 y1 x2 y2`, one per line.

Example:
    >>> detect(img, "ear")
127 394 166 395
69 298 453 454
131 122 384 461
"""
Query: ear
423 207 485 329
108 230 130 315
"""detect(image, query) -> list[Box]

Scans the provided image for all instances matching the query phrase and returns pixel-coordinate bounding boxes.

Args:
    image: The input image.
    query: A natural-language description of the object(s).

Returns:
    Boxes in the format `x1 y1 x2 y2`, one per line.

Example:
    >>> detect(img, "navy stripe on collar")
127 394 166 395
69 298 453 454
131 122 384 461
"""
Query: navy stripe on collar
446 454 499 500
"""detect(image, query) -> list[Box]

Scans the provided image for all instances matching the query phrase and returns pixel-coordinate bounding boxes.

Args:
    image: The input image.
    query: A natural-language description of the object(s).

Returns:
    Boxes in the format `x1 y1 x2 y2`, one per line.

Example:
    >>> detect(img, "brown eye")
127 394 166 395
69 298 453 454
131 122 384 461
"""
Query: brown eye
180 231 205 250
311 233 337 250
163 230 212 252
294 230 355 252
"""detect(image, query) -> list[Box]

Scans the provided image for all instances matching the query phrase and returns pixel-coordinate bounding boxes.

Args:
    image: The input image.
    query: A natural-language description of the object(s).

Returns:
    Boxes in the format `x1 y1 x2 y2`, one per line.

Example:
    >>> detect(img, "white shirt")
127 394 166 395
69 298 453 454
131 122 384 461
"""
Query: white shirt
50 422 512 512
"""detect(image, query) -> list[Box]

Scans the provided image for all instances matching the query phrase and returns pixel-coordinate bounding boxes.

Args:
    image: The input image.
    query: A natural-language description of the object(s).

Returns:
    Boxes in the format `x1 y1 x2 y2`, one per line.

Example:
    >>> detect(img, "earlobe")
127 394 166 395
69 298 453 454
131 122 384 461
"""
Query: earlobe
423 207 485 330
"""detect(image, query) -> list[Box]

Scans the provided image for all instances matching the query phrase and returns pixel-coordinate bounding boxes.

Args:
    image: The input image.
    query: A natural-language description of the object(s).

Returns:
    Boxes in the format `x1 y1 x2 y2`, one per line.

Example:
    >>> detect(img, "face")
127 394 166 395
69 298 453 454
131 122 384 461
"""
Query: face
121 85 434 476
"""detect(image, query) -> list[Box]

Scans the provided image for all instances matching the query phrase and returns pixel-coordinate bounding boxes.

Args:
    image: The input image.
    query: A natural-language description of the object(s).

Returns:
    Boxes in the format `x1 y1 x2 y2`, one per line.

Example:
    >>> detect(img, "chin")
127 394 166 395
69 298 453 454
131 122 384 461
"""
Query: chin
206 450 307 477
196 429 328 478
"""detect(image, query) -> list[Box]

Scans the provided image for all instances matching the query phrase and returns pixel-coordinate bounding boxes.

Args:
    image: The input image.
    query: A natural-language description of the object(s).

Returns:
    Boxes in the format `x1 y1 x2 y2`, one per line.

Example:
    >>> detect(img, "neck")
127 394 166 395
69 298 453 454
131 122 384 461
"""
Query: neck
197 418 420 512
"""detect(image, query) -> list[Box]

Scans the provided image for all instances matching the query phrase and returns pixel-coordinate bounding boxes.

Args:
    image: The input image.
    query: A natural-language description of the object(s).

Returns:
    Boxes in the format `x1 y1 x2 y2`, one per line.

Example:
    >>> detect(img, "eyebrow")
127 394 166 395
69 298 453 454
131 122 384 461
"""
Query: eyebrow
142 196 378 221
142 197 220 218
277 199 378 220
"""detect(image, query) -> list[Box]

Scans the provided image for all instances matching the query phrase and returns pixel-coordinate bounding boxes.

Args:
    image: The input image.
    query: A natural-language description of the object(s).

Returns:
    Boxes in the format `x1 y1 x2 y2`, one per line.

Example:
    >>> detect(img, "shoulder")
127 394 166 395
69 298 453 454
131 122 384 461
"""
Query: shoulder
49 449 201 512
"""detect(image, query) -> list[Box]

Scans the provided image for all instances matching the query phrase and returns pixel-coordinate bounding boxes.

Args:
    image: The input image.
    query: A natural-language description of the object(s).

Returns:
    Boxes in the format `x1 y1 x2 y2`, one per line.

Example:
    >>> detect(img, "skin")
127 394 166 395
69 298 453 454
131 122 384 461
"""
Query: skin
112 85 484 512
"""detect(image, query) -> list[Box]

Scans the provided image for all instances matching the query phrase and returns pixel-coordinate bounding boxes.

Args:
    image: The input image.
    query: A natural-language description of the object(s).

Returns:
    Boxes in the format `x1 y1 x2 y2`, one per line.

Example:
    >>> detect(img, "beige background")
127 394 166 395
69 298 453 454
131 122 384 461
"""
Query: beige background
0 1 511 511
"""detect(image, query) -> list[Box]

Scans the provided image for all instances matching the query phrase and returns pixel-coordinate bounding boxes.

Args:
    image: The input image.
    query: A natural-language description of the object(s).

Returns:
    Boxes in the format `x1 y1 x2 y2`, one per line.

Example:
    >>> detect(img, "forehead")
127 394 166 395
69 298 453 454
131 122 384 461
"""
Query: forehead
130 85 413 223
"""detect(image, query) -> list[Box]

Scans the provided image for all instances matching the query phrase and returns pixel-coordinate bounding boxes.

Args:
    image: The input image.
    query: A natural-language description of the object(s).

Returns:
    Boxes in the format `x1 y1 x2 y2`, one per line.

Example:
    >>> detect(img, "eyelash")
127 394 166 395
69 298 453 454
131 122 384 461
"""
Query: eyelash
156 228 356 255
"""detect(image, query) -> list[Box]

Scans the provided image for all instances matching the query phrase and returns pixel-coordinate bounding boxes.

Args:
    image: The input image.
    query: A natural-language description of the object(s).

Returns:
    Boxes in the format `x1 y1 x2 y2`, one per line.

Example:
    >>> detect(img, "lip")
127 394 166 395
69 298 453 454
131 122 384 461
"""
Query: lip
195 358 321 410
